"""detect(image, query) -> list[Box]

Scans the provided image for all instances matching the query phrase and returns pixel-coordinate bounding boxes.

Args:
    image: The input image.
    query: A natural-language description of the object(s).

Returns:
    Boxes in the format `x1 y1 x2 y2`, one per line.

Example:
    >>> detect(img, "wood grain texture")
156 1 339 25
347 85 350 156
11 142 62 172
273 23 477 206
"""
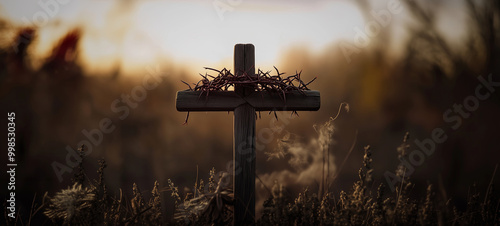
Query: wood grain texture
174 43 321 226
234 44 255 97
175 91 244 111
233 44 256 225
175 90 320 112
244 90 320 111
233 103 256 225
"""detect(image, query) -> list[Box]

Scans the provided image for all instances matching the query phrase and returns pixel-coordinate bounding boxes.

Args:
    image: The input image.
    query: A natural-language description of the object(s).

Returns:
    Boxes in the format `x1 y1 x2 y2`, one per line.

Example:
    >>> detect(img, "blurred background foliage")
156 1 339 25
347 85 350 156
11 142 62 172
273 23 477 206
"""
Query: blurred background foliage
0 0 499 221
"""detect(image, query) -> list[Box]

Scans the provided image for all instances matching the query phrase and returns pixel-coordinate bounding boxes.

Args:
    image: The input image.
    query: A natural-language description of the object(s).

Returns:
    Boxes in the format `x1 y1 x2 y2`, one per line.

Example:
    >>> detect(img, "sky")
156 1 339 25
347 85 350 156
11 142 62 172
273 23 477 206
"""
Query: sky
0 0 466 75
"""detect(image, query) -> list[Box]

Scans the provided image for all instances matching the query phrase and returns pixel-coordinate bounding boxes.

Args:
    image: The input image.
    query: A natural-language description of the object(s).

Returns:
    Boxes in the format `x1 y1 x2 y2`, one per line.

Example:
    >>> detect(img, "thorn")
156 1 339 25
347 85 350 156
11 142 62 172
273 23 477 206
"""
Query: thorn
181 80 193 91
183 112 190 125
204 67 221 73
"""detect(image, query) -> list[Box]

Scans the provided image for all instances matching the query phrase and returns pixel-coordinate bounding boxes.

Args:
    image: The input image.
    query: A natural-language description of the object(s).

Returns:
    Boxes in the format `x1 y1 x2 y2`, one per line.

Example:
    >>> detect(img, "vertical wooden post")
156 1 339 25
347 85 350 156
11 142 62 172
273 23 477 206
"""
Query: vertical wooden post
233 44 256 225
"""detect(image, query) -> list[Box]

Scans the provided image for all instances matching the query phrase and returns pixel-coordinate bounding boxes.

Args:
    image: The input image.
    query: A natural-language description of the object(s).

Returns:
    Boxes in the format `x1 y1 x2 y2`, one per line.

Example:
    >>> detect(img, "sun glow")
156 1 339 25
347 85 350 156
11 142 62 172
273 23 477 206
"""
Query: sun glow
1 0 364 75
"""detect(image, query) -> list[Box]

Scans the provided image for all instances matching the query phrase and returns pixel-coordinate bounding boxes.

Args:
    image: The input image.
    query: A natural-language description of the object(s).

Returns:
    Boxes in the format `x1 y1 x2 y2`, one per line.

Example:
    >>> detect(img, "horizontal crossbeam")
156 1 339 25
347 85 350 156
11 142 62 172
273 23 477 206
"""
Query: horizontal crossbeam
176 90 320 111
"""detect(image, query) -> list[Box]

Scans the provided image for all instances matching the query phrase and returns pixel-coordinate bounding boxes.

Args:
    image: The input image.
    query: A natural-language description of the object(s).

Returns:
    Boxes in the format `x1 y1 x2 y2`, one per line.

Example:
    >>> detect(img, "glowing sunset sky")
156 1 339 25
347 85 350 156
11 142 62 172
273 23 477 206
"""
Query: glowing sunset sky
0 0 466 74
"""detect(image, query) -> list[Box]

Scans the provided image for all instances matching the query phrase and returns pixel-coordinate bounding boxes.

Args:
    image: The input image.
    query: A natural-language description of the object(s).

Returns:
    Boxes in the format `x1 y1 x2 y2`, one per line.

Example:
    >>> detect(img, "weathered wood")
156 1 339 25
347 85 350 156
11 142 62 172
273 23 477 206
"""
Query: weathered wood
174 43 321 226
176 90 320 112
175 91 245 111
234 44 256 225
234 44 256 97
244 90 320 111
233 103 255 226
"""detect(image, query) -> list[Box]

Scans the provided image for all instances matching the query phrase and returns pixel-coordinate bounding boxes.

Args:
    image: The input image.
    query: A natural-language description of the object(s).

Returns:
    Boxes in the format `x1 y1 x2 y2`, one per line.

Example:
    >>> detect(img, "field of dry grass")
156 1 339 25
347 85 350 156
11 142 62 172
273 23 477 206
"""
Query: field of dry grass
2 0 500 225
8 135 498 225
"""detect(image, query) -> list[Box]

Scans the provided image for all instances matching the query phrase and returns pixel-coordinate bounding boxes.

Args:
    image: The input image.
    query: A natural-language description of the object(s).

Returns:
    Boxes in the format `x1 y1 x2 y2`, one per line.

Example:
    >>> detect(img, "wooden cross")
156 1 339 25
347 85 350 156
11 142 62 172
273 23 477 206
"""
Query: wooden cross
176 44 320 225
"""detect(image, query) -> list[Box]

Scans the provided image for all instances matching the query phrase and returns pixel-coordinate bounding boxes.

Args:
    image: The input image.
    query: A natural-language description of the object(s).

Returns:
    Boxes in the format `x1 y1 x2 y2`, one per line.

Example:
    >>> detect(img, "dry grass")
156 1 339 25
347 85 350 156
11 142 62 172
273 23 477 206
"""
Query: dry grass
4 131 499 225
257 138 500 226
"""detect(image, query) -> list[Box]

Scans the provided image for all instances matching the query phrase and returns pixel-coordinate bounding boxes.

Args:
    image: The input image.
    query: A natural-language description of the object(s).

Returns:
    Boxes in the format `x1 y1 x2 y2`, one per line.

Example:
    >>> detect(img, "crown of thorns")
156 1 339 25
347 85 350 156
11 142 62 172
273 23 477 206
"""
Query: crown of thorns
181 66 317 124
182 66 316 98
